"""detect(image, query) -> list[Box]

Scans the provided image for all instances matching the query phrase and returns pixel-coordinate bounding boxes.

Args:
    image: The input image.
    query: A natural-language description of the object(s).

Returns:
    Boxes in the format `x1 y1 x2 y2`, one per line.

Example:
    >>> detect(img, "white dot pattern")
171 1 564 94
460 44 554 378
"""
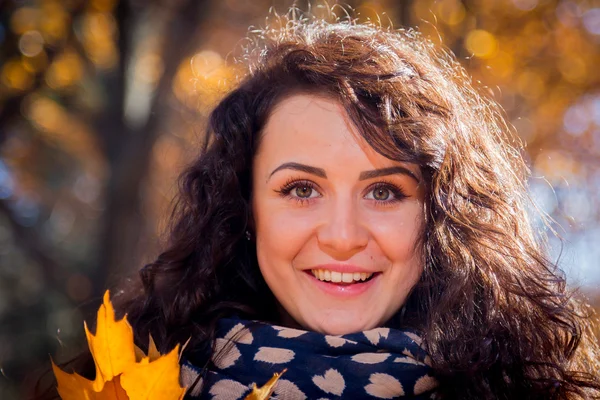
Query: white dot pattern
181 318 438 399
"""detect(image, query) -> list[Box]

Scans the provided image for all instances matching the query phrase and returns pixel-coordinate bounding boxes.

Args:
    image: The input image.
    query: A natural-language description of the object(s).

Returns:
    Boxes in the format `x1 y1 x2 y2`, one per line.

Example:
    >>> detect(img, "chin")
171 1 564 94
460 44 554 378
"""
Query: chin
309 313 379 336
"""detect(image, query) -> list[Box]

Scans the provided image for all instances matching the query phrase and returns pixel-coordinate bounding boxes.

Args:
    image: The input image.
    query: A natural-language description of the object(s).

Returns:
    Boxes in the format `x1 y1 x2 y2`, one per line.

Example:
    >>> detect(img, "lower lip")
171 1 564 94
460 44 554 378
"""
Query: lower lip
304 271 380 297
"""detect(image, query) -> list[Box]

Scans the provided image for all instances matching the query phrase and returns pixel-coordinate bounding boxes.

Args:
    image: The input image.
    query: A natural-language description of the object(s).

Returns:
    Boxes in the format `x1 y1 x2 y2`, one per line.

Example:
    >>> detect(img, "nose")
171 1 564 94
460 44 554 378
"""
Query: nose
317 199 369 260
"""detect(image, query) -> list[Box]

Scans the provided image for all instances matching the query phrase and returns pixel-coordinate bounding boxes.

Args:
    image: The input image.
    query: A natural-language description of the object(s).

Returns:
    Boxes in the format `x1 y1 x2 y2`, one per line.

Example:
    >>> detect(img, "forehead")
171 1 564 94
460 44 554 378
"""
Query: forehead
263 93 357 141
257 94 382 167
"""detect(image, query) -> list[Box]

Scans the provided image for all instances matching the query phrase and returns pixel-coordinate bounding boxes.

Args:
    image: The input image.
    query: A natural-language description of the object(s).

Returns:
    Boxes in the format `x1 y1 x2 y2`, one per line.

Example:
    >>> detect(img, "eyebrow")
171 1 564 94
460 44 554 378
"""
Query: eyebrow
269 162 420 183
359 166 420 183
269 162 327 179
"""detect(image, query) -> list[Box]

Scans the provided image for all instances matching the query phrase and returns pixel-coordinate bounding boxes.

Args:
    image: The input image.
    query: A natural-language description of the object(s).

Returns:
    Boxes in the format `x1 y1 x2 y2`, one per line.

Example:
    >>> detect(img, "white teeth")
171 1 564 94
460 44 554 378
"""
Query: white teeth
331 271 342 283
310 269 374 283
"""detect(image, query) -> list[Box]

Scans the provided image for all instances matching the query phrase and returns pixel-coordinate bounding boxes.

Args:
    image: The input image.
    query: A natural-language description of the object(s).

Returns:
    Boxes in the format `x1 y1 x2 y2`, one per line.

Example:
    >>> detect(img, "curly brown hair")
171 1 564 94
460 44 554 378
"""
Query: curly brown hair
35 11 600 400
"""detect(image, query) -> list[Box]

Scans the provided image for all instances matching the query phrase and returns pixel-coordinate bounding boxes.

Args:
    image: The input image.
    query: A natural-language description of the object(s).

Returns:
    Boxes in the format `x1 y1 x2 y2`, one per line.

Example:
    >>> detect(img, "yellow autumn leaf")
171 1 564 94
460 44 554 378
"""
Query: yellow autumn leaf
85 291 137 392
244 368 287 400
53 290 187 400
148 335 161 361
51 362 95 400
120 345 185 400
53 358 130 400
95 377 129 400
133 335 160 363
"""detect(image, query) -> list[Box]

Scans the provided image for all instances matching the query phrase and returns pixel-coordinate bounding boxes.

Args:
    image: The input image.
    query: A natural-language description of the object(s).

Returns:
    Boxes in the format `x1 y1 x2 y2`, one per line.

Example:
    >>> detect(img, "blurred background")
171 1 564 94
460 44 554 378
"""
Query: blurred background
0 0 599 398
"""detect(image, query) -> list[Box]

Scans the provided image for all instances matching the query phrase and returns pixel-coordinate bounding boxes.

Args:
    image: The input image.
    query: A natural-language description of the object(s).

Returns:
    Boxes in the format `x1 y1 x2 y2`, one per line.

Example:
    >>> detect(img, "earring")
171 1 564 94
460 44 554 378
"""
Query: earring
245 230 252 241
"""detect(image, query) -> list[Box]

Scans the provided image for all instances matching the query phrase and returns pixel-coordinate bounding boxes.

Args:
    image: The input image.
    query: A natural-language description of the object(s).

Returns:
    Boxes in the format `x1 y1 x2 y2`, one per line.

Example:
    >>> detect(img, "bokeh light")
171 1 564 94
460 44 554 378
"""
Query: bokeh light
18 30 44 57
45 50 84 89
556 1 581 27
436 0 466 26
1 59 34 91
558 55 588 85
516 70 545 101
563 102 590 136
465 30 498 59
582 8 600 35
512 0 538 11
173 50 237 113
80 11 118 69
38 0 70 45
486 51 514 79
10 8 40 35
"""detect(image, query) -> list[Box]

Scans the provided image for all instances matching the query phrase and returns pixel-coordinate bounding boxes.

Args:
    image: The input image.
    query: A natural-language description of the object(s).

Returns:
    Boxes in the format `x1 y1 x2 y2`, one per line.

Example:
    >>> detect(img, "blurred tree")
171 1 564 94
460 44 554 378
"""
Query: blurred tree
0 0 215 395
1 0 217 299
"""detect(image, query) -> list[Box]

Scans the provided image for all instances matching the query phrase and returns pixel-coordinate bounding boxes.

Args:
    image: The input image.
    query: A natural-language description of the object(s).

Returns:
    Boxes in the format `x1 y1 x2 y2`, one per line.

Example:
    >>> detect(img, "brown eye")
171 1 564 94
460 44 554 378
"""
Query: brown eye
372 188 390 201
365 183 406 204
278 179 320 201
295 185 314 198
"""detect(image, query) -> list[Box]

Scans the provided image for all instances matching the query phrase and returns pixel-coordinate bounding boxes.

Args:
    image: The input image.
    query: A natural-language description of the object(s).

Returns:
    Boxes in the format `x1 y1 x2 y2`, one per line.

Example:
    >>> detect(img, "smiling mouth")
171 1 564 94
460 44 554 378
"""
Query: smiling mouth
309 269 378 285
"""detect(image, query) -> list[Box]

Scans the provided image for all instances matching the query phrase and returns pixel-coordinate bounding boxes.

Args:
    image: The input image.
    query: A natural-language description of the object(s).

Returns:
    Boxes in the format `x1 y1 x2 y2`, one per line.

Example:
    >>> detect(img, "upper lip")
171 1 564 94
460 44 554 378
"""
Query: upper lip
306 264 378 274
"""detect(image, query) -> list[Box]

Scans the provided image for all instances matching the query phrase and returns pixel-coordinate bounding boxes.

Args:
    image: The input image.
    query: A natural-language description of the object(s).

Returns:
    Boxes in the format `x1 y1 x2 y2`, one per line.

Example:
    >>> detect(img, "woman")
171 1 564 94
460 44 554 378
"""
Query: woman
41 14 600 400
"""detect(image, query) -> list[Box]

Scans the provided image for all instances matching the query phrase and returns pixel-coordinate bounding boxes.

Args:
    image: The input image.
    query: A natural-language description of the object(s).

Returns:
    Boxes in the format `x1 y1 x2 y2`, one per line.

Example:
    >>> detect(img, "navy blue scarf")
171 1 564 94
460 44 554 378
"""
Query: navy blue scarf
181 317 438 399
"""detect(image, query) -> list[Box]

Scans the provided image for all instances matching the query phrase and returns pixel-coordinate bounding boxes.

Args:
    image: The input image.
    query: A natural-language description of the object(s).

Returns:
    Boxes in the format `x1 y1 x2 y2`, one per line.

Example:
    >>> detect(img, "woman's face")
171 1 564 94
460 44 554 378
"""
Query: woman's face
252 94 425 335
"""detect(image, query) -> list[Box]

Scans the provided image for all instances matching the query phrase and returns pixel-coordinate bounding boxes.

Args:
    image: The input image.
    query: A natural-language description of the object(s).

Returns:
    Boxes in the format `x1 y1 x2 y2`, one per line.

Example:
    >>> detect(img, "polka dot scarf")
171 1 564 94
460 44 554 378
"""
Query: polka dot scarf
181 317 438 399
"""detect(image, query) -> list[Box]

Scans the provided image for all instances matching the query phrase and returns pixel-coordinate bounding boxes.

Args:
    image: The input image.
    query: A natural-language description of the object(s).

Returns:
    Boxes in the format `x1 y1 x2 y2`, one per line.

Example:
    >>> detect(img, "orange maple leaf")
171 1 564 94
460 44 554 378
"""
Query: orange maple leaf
52 291 186 400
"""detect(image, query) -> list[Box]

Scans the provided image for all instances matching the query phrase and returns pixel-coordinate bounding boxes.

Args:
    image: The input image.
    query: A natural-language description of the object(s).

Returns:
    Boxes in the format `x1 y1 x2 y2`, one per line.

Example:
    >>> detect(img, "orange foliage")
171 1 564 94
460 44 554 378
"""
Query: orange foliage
52 291 186 400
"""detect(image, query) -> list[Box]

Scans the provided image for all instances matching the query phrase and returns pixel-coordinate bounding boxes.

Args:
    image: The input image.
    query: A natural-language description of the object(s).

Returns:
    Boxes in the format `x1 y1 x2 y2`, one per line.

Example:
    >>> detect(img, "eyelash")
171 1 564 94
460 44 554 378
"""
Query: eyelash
276 179 318 206
275 178 408 206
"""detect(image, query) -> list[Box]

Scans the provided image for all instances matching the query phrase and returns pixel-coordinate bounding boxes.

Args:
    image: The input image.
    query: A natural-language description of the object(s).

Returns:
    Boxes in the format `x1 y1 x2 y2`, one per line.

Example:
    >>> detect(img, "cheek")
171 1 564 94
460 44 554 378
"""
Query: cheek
254 203 318 272
366 203 424 262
